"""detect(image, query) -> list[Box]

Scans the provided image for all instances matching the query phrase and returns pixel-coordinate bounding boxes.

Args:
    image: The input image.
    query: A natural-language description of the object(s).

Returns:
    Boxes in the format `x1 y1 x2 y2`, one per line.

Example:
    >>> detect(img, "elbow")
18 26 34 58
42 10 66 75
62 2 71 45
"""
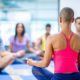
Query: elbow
41 62 49 68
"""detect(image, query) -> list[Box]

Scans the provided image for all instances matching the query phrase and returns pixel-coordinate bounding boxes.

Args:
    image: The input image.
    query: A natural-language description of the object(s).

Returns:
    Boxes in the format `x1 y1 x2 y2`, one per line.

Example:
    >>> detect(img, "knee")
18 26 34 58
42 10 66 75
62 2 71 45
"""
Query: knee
32 66 39 74
32 66 41 76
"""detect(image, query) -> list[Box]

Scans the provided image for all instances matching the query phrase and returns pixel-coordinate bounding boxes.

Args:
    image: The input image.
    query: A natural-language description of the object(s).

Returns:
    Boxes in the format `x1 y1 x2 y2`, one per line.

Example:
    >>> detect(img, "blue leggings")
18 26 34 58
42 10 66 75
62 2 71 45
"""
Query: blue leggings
32 66 80 80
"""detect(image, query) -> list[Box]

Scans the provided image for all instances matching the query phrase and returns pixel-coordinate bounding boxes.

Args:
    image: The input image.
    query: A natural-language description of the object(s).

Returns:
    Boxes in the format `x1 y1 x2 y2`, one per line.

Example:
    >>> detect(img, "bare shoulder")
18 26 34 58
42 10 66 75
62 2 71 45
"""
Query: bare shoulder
73 33 80 47
47 33 60 43
73 33 80 40
74 33 80 49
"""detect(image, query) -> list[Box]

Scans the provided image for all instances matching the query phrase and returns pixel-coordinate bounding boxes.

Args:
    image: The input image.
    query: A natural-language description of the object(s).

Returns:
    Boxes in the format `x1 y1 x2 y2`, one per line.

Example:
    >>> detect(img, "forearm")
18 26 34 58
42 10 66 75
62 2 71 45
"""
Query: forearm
8 47 12 52
28 47 36 53
78 53 80 67
28 59 48 68
34 42 41 50
33 61 46 67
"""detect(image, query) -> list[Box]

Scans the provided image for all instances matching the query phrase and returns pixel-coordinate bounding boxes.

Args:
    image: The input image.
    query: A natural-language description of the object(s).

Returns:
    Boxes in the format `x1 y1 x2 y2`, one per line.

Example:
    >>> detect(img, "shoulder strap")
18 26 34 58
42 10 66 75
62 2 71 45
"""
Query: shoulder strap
69 32 74 41
61 32 74 42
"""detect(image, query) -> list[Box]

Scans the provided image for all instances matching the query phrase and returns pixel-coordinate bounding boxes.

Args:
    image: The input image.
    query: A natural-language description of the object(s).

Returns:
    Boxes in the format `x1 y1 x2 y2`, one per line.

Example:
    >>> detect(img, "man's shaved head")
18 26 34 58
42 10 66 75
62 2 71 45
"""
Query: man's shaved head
75 17 80 32
60 7 74 23
75 17 80 23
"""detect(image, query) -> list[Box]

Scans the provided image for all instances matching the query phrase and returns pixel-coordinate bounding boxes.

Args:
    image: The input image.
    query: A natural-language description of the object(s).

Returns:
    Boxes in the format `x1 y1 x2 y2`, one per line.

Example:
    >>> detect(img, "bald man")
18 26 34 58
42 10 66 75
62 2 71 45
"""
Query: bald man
75 17 80 71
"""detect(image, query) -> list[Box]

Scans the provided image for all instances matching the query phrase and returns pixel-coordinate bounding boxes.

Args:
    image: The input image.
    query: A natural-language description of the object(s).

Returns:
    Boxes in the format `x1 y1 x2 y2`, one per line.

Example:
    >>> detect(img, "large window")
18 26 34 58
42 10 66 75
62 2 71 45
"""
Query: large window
0 0 59 45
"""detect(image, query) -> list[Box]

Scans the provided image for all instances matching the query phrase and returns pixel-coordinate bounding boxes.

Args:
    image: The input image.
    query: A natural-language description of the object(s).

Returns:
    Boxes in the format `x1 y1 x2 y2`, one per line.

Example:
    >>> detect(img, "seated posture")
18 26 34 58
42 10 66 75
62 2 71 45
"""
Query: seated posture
75 17 80 71
27 7 80 80
9 23 38 54
34 24 51 57
0 37 24 73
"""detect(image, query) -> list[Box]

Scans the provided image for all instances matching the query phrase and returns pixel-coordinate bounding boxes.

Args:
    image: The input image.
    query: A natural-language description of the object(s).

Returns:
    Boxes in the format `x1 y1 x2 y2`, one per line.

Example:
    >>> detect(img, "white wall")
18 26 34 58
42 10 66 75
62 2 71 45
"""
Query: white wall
60 0 80 32
60 0 80 17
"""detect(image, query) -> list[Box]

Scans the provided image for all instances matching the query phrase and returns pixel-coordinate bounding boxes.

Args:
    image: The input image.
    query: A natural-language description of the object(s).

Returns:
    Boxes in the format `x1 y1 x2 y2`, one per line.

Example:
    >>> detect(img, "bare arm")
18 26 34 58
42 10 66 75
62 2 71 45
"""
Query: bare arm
8 43 13 52
27 36 53 67
77 36 80 67
27 41 36 53
78 52 80 66
34 37 42 50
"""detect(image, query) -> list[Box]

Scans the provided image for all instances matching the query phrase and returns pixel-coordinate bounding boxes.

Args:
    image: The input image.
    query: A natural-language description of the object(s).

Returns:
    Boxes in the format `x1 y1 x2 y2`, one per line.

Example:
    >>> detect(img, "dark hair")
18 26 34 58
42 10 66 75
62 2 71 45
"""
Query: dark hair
60 7 74 22
46 24 51 28
15 23 25 39
75 17 80 22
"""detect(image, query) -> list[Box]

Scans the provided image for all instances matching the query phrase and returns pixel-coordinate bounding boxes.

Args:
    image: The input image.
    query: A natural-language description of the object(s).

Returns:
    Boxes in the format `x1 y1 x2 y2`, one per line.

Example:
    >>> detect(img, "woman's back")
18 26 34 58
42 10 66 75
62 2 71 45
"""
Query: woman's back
52 32 80 73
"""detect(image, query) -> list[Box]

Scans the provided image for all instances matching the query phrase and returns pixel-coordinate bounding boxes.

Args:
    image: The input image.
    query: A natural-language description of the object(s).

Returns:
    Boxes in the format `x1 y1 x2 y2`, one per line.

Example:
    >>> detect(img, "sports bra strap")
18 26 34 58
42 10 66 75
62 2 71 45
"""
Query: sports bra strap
69 32 74 41
61 32 74 42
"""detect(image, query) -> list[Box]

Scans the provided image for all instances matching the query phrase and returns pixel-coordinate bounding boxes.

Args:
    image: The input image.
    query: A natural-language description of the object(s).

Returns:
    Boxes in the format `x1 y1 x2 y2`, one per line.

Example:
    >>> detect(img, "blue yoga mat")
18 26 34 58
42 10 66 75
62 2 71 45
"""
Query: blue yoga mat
0 71 12 80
